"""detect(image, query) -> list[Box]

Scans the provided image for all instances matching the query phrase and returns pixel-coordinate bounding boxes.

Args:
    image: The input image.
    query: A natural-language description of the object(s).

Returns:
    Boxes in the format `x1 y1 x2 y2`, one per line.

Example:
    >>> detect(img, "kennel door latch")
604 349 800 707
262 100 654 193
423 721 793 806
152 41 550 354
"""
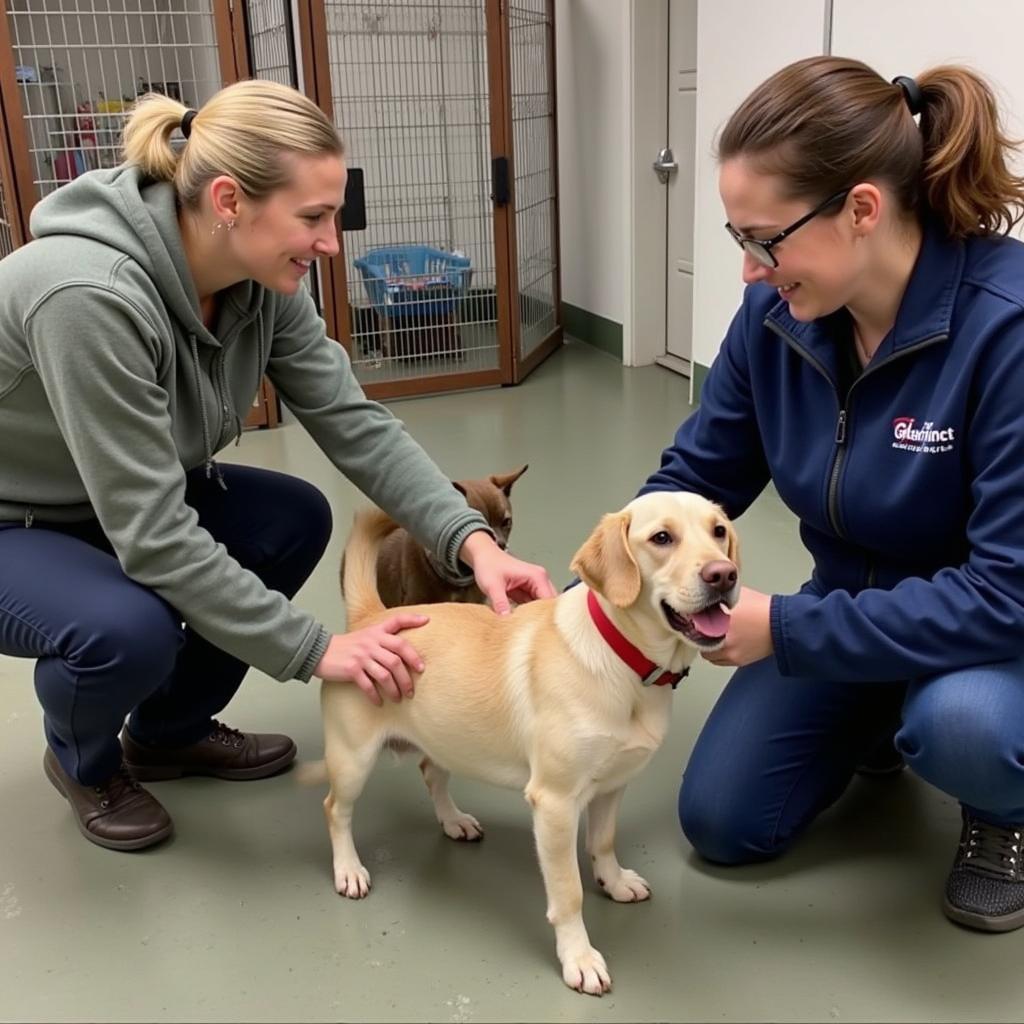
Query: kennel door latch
491 157 511 206
653 147 678 184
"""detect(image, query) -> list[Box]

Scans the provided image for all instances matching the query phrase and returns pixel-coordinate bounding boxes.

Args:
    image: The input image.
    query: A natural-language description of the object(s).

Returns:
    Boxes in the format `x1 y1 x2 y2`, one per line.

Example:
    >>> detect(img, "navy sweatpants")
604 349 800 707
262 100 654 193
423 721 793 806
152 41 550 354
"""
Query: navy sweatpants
679 654 1024 862
0 465 332 785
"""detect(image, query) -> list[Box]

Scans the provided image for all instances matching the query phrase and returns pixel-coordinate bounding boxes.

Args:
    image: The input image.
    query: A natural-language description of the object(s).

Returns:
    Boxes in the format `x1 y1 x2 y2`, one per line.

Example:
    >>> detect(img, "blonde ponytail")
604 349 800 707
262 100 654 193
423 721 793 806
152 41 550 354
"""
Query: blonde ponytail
121 80 343 207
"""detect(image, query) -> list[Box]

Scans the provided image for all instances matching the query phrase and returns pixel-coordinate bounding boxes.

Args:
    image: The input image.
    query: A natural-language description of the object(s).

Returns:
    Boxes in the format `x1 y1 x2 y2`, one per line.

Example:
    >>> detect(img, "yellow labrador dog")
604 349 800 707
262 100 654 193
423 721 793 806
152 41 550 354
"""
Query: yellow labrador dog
316 491 739 995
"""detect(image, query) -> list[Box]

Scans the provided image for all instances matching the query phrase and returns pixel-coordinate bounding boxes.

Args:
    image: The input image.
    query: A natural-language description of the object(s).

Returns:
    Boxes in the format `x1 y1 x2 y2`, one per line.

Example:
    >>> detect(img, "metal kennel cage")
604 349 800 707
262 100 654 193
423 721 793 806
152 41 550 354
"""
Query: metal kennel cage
1 0 562 403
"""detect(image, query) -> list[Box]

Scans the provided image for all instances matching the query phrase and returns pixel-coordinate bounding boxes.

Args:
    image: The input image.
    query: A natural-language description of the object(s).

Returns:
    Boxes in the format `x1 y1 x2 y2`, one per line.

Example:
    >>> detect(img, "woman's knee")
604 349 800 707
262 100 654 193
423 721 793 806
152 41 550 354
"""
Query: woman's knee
61 588 184 683
899 662 1024 806
289 477 333 546
270 476 333 570
678 775 785 866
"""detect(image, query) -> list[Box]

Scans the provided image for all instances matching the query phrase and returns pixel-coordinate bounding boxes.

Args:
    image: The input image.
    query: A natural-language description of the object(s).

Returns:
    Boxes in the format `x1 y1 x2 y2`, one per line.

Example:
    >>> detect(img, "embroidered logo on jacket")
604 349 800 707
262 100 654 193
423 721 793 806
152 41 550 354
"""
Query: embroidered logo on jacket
891 417 955 454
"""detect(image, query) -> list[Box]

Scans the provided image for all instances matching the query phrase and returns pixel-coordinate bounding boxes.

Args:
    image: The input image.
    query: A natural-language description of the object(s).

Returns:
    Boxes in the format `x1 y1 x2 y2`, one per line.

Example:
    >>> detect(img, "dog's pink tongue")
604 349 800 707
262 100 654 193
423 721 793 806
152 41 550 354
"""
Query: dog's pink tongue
691 604 730 638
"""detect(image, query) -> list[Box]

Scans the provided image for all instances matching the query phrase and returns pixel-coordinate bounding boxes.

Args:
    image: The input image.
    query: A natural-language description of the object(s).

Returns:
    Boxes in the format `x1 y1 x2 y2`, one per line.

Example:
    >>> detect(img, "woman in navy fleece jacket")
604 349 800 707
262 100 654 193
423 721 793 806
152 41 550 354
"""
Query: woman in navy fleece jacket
644 56 1024 933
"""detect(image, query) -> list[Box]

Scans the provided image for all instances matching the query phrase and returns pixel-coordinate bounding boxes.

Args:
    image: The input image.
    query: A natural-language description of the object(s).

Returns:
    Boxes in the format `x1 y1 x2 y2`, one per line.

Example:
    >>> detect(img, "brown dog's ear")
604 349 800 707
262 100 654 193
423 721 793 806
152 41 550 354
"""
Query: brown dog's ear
453 480 468 498
490 464 528 496
570 511 641 608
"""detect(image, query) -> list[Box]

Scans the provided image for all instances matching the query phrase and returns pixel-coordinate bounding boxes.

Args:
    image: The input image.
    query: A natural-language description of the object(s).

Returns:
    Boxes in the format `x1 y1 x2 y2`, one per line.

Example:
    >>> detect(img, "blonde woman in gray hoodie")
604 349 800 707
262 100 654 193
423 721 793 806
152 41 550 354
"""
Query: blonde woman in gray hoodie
0 80 554 852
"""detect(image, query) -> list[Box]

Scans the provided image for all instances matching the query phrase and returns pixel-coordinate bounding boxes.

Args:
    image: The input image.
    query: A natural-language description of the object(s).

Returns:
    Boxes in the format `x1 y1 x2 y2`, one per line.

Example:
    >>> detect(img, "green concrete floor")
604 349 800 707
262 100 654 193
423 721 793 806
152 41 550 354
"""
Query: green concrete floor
1 340 1020 1022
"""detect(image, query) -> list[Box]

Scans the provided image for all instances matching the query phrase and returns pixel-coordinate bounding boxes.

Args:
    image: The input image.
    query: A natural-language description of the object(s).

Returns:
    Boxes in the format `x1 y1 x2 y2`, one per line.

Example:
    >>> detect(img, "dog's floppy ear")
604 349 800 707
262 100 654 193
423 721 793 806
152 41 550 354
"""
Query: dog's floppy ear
570 510 641 608
721 510 741 572
727 524 741 571
453 480 468 498
490 464 528 496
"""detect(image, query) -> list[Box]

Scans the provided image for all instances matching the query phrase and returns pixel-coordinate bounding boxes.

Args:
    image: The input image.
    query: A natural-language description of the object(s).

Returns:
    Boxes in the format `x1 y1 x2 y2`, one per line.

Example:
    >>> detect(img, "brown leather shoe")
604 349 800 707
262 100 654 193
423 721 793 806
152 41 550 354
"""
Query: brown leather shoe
43 748 173 852
123 720 297 781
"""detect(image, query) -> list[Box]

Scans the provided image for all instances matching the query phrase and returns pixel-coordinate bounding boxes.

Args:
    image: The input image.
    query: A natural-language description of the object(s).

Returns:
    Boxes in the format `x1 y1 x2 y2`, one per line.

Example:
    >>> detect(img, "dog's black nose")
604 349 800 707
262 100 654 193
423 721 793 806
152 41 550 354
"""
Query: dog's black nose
701 559 737 593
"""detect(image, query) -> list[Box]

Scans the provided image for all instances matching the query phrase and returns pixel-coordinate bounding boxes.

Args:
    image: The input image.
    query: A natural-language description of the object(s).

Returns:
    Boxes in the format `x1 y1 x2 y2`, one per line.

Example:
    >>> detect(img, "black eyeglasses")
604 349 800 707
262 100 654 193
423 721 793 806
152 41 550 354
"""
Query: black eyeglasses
724 187 853 268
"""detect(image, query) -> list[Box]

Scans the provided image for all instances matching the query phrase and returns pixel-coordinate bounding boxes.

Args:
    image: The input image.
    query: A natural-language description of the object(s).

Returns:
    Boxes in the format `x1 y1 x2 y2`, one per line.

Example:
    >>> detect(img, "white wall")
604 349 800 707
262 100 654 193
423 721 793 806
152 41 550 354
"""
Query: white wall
690 0 825 369
831 0 1024 210
556 0 1024 375
553 0 629 324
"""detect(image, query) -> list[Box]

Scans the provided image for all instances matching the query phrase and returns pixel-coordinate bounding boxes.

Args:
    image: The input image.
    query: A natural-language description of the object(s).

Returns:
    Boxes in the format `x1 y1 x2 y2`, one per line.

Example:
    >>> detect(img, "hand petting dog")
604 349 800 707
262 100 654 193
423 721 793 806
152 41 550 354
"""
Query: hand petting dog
458 529 557 614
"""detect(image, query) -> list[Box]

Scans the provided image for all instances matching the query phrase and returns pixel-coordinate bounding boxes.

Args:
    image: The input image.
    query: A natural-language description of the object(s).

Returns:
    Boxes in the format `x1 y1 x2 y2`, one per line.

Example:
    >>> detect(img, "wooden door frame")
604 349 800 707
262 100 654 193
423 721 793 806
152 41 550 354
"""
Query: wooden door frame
0 47 26 248
486 0 518 386
0 0 36 244
511 0 563 383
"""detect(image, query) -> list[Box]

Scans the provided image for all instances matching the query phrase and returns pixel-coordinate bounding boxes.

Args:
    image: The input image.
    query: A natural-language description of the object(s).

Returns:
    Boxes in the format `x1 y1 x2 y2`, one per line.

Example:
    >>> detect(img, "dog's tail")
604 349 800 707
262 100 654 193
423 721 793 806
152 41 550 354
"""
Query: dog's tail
342 506 399 625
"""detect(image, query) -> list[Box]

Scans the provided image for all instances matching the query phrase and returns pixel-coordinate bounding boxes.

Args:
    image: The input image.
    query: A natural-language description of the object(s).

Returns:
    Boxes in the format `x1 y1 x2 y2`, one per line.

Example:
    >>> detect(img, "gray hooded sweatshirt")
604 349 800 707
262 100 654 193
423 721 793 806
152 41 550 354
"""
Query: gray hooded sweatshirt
0 165 490 682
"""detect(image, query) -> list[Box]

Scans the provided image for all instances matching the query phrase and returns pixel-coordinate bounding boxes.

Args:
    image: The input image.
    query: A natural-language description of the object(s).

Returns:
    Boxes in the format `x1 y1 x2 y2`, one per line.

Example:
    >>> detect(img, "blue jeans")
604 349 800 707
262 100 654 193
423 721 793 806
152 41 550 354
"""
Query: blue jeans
679 655 1024 863
0 465 332 785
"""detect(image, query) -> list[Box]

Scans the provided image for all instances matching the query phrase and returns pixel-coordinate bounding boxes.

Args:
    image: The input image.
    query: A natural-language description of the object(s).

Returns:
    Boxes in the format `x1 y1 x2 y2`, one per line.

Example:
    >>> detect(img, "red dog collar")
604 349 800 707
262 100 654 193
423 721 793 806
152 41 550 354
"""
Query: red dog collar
586 589 688 689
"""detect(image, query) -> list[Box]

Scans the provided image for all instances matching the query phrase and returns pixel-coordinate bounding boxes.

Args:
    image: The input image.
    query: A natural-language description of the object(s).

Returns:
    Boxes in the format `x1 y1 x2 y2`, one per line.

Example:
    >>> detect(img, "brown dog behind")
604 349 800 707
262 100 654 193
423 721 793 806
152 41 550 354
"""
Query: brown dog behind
375 465 528 606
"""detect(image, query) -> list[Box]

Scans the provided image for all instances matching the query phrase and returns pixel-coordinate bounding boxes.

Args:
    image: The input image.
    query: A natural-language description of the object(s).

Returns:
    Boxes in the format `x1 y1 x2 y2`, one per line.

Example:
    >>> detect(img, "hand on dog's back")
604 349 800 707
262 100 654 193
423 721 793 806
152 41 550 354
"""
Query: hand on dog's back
313 614 429 705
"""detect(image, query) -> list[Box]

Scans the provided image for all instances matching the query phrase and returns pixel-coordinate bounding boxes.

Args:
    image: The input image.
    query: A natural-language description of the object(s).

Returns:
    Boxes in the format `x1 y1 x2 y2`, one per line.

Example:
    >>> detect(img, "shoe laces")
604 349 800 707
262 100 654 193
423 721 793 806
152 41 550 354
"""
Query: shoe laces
960 815 1023 880
94 762 142 809
209 719 245 748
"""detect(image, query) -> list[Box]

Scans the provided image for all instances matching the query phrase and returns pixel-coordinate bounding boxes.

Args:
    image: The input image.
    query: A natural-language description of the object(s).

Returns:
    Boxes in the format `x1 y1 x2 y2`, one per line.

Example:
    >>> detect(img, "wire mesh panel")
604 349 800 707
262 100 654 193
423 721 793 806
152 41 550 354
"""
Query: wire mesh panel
507 0 557 364
324 0 500 388
245 0 295 87
6 0 223 201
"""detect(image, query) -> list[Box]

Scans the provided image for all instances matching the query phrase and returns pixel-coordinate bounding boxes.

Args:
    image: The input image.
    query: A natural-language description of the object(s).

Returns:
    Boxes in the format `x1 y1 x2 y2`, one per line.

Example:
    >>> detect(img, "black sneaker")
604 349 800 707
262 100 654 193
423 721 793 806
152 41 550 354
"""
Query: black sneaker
943 810 1024 932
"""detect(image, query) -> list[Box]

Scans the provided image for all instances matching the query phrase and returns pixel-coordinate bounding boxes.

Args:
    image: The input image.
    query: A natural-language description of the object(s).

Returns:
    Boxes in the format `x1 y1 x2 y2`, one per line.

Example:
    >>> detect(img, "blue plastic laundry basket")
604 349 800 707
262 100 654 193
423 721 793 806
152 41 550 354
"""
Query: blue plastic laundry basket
353 245 472 320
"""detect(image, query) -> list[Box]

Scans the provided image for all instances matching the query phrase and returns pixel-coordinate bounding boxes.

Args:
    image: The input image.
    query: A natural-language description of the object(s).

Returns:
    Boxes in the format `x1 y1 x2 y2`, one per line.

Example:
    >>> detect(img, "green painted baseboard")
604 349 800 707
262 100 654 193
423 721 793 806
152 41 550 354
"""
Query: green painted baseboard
692 360 709 403
561 301 710 402
561 302 623 359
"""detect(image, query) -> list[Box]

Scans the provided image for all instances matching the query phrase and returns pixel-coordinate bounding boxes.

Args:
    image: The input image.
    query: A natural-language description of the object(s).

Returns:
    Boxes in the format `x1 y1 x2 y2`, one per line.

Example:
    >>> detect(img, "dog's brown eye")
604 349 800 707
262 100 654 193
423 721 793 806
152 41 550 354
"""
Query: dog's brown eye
713 524 727 539
650 531 673 546
502 517 512 530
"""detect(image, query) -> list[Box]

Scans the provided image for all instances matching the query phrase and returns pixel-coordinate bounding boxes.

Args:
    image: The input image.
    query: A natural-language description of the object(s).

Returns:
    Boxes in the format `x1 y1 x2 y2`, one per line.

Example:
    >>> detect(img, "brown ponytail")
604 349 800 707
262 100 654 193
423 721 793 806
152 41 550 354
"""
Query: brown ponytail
717 55 1024 239
917 66 1024 237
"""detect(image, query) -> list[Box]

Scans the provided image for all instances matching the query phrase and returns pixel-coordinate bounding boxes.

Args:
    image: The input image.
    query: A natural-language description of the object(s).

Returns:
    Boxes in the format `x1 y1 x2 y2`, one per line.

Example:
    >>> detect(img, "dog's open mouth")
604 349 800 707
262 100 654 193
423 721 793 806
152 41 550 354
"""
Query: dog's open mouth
661 601 730 647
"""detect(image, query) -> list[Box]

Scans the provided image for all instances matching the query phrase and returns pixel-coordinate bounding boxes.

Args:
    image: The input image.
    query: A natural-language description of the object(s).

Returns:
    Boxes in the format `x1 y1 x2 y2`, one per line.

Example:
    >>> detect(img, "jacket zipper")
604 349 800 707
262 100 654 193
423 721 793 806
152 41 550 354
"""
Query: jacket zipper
214 349 229 442
829 408 849 536
765 320 948 541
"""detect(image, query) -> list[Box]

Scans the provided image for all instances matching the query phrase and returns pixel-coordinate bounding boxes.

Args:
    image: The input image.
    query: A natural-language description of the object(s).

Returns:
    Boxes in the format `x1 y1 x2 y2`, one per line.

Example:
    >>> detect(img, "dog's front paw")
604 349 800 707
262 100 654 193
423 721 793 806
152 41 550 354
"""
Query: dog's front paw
441 811 484 842
561 947 612 996
334 863 372 899
597 867 651 903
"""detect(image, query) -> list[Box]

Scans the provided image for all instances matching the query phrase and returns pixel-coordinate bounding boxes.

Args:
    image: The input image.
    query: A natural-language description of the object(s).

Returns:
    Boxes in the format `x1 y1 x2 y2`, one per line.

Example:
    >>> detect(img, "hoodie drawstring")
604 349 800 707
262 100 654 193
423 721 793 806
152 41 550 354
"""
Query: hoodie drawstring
189 333 227 490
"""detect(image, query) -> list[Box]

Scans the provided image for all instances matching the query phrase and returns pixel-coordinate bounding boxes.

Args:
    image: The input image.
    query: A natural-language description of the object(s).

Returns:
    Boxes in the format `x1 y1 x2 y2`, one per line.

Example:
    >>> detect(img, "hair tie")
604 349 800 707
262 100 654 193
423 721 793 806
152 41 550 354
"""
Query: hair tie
180 109 199 139
891 76 923 117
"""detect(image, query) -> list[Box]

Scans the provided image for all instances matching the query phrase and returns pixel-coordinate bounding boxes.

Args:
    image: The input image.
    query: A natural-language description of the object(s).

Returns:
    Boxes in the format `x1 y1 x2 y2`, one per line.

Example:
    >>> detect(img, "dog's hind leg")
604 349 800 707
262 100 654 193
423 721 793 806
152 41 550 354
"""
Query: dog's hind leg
526 781 611 996
585 787 651 902
419 757 484 841
324 738 380 899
